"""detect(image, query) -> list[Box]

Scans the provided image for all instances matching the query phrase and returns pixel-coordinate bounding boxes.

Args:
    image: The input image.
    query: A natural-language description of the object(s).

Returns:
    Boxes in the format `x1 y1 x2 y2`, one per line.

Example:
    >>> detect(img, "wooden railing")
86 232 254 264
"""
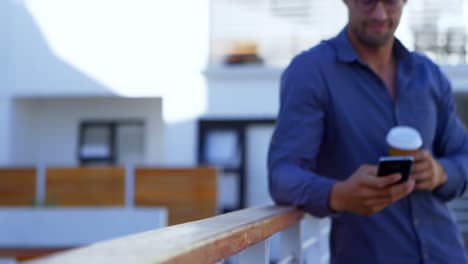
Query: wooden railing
0 167 36 206
0 166 217 225
45 167 126 206
134 167 217 225
20 205 330 264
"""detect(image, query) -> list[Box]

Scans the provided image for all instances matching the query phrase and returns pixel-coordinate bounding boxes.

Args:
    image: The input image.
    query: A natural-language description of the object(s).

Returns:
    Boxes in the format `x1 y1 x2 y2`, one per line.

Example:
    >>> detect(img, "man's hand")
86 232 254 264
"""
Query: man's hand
411 150 447 190
329 165 415 215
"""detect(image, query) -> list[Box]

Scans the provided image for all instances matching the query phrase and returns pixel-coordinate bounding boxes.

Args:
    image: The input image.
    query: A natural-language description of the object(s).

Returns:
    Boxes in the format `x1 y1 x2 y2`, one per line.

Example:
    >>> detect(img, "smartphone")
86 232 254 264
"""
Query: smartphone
377 156 413 185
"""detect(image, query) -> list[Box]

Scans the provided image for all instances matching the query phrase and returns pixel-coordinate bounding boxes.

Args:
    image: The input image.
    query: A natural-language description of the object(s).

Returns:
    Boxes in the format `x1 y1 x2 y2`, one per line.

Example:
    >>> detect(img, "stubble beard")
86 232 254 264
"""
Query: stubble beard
355 21 396 48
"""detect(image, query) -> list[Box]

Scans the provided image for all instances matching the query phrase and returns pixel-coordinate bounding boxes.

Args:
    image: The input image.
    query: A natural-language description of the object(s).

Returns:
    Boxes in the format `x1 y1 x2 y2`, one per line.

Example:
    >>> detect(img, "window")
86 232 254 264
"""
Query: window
78 121 144 166
198 118 276 212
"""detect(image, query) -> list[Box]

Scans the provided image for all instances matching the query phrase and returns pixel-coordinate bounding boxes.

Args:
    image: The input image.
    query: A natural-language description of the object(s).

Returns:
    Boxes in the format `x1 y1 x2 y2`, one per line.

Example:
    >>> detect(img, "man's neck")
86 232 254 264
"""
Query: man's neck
347 30 395 74
346 28 398 99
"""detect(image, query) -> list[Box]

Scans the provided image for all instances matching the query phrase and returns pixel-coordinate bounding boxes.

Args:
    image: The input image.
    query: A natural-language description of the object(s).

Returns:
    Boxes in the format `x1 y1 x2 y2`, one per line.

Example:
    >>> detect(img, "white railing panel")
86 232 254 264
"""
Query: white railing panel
279 222 302 264
238 239 269 264
302 215 330 264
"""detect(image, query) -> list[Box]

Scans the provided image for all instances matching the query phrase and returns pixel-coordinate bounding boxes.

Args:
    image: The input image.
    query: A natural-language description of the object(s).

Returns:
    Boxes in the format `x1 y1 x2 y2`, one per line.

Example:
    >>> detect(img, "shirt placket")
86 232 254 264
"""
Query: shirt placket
395 95 429 264
409 195 430 263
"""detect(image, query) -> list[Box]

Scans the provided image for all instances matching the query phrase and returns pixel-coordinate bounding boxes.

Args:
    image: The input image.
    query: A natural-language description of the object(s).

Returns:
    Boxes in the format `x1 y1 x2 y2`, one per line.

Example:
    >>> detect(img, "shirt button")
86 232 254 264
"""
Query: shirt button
424 253 429 260
413 218 419 226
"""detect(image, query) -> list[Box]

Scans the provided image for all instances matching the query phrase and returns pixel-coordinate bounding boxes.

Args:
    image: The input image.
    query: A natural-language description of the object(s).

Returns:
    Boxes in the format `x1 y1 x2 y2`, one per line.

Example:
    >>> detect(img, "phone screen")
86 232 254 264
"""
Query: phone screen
377 156 413 184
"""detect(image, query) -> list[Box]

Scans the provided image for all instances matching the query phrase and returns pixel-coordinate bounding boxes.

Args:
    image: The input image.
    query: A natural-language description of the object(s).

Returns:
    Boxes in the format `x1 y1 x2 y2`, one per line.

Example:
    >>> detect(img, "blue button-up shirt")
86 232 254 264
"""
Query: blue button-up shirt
268 28 468 263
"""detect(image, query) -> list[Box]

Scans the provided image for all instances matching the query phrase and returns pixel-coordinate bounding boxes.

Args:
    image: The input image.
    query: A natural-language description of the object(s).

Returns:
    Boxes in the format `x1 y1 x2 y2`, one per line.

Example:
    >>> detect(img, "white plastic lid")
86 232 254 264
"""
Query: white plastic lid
386 126 422 150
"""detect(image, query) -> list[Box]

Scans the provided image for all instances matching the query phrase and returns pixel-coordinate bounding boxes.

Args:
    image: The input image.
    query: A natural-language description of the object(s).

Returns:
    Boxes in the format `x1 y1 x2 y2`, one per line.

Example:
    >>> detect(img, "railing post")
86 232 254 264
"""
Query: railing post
238 239 269 264
125 164 134 208
36 163 46 206
279 221 302 264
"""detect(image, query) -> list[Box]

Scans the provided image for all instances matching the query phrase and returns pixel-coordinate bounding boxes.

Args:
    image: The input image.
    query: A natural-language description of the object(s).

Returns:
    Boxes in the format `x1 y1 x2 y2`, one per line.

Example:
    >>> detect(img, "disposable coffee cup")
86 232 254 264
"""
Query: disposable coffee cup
386 126 422 156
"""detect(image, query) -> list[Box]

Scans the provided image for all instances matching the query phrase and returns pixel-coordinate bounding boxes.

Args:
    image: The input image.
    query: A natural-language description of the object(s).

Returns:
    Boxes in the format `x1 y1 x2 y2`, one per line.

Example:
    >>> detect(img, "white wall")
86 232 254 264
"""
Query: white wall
0 99 12 165
205 67 281 117
0 0 7 96
10 97 164 166
10 99 35 164
204 65 468 118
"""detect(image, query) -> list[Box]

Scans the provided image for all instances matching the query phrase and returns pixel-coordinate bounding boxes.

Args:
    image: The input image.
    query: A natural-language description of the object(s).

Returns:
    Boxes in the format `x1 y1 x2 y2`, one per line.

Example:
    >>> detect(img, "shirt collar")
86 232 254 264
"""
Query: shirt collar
328 27 360 63
328 26 415 91
328 26 413 69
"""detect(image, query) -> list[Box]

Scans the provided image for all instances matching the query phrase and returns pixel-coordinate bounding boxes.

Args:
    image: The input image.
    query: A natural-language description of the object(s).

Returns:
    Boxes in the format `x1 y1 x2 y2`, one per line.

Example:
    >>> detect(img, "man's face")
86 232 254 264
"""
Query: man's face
345 0 406 47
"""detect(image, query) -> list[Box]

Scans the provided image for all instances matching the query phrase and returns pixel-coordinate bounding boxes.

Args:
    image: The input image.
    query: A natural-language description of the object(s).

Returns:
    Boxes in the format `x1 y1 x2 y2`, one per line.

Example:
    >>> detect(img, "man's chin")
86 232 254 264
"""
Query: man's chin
359 33 393 48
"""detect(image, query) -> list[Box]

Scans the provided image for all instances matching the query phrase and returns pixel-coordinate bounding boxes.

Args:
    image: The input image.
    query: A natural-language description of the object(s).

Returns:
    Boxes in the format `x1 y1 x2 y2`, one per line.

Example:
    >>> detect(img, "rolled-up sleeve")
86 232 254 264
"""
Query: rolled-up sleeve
268 55 337 217
433 67 468 202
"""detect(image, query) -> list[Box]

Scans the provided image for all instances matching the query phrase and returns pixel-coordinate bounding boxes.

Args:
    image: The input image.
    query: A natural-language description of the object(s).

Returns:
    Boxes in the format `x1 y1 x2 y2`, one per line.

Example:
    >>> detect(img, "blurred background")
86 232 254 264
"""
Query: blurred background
0 0 467 263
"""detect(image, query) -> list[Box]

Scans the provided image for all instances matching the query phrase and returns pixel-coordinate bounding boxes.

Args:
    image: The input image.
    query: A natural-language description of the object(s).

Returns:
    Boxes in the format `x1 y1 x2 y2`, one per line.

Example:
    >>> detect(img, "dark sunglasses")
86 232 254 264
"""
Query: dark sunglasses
355 0 404 12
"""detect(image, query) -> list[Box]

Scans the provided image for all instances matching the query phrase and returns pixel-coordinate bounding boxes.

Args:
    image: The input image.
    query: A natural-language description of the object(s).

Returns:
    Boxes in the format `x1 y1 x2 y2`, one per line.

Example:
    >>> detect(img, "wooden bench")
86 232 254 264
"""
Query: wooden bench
134 167 217 225
0 168 36 206
45 167 125 206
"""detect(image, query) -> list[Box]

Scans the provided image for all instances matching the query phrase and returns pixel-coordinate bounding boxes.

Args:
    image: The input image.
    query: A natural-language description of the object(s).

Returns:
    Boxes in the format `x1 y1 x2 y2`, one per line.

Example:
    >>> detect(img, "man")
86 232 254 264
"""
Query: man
268 0 468 263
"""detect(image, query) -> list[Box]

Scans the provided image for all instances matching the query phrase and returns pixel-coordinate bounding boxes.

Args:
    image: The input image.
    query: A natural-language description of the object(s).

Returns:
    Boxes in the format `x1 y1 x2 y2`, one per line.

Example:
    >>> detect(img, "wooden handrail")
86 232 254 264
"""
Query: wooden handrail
22 205 303 264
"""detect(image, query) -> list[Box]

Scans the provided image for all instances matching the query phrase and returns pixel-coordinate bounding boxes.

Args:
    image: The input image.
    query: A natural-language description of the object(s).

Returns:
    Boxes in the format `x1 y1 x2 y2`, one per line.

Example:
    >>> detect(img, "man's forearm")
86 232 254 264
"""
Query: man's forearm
434 157 468 201
269 162 337 218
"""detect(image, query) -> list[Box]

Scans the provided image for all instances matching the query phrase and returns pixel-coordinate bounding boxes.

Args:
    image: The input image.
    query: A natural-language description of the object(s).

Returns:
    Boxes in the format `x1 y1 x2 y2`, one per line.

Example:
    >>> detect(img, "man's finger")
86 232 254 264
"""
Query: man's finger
411 171 431 182
389 179 415 201
361 165 378 175
364 173 401 189
413 150 430 162
362 187 394 200
363 197 392 207
414 178 437 190
411 159 430 174
415 180 432 190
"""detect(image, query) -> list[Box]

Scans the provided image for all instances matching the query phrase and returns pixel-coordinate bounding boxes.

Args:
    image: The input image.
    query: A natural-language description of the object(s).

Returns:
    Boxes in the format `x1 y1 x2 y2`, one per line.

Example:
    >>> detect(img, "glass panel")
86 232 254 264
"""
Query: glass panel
116 124 145 165
204 130 241 168
80 125 111 159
